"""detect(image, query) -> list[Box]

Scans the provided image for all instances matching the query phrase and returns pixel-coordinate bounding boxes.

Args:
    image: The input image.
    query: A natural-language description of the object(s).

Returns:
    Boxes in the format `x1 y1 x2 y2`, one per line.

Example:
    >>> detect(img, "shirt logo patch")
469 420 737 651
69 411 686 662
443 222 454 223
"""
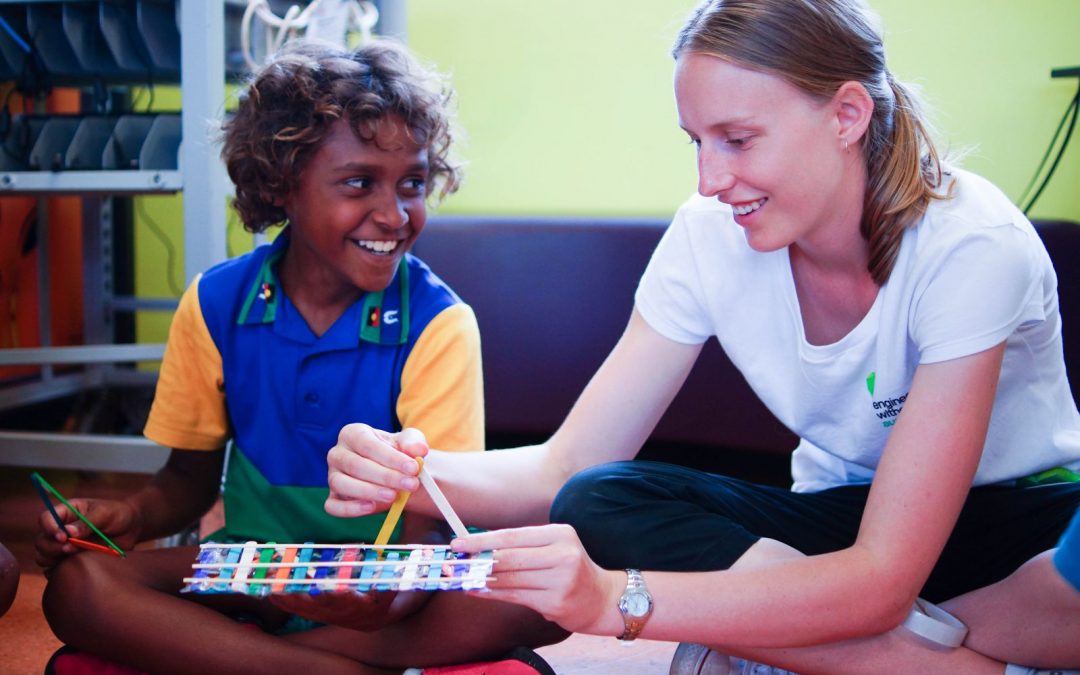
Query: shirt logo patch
867 372 907 428
383 310 399 325
367 307 381 328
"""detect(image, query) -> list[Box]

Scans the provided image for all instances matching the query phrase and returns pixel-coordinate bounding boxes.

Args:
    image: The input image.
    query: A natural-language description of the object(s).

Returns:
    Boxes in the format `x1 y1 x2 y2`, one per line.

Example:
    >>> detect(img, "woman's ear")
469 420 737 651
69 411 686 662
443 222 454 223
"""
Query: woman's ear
833 81 874 147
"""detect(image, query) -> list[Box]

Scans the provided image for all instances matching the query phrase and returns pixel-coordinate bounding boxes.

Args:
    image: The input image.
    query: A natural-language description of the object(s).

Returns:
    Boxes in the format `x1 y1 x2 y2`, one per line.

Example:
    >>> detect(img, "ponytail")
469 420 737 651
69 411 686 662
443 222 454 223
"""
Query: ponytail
861 73 948 284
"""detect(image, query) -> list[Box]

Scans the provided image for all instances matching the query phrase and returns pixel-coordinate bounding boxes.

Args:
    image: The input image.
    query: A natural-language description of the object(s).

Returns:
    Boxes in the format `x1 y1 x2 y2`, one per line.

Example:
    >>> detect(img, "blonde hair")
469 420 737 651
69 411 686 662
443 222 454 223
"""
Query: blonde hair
674 0 948 284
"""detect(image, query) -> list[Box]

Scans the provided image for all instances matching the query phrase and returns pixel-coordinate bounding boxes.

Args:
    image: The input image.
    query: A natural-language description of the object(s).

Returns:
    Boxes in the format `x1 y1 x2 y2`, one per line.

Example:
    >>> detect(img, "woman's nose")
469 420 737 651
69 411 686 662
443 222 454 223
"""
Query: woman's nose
697 147 736 198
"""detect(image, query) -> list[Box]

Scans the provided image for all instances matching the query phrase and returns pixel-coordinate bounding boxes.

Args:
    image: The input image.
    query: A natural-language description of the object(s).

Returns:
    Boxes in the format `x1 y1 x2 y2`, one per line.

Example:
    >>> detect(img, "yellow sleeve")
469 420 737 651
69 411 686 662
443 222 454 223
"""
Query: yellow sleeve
397 303 484 452
143 275 229 450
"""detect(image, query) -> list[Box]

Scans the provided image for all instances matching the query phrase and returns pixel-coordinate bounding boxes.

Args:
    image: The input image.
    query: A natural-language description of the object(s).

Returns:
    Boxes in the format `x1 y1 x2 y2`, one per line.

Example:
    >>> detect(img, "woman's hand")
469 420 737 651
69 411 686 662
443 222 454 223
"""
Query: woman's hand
326 424 429 519
34 498 140 571
268 588 400 632
452 524 625 636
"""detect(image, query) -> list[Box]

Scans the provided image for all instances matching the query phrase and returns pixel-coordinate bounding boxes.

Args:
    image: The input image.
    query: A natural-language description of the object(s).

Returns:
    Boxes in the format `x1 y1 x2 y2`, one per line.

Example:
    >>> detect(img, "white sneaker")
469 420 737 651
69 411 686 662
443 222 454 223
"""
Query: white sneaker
669 643 797 675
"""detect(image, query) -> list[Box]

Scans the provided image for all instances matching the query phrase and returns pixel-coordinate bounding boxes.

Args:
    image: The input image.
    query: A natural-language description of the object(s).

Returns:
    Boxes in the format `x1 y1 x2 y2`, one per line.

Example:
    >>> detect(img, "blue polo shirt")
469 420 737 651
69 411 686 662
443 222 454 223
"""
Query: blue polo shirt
144 231 485 543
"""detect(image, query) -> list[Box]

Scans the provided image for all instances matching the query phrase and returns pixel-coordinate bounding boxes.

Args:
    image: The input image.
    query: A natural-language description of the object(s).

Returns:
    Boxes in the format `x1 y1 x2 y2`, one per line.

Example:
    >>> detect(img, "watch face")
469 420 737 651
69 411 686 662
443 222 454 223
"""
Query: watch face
624 591 651 617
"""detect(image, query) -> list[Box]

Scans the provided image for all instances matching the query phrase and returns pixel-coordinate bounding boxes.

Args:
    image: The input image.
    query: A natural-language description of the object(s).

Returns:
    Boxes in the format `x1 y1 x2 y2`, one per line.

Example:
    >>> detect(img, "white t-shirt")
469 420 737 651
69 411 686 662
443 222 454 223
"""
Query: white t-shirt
636 169 1080 492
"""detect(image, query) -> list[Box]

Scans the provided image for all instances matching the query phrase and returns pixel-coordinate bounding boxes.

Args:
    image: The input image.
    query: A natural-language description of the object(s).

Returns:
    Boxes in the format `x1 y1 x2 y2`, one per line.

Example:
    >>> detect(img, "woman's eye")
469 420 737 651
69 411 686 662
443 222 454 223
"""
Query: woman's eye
402 178 426 192
727 136 751 147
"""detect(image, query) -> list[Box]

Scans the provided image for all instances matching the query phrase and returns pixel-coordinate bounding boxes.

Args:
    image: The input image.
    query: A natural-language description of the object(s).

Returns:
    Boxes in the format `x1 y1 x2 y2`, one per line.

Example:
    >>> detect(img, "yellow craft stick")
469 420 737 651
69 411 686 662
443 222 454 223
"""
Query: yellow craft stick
373 457 423 548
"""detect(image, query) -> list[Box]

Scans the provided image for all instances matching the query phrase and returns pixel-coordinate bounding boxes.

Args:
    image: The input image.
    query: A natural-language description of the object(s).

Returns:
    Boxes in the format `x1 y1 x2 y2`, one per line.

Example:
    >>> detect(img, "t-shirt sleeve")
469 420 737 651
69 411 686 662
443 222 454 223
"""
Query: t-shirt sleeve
912 224 1046 364
634 208 713 344
143 276 229 450
397 303 485 452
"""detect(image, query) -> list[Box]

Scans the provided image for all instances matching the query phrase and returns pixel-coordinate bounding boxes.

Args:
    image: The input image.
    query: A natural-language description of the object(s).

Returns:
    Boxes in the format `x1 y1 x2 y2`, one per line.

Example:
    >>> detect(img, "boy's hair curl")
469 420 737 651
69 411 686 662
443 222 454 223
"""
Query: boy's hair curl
221 39 461 233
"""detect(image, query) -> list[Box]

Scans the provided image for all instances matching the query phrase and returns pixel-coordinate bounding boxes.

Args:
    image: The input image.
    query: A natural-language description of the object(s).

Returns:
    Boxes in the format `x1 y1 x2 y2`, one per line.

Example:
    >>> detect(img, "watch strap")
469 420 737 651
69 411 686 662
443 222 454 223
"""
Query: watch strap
617 569 652 642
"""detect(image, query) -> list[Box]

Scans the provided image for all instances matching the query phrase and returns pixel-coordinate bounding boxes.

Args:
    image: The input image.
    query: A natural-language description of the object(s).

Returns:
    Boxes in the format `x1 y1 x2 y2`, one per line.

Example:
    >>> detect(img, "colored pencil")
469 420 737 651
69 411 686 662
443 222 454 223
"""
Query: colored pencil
30 472 126 558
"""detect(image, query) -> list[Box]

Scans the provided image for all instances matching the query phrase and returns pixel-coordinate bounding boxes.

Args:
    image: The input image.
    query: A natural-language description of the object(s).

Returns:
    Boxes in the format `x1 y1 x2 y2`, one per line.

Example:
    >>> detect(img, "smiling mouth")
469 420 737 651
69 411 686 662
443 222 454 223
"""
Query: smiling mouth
731 198 768 216
354 239 402 256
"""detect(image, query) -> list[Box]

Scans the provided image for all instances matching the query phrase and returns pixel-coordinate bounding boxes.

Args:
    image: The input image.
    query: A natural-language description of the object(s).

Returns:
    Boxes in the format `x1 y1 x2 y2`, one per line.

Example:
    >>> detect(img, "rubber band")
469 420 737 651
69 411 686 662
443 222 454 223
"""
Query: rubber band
182 542 494 595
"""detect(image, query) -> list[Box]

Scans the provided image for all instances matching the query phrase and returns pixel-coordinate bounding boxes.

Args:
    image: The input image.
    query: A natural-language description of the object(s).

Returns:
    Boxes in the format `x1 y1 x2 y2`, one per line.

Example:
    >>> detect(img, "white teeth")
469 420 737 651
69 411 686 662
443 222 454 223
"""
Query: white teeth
731 199 766 216
356 239 399 255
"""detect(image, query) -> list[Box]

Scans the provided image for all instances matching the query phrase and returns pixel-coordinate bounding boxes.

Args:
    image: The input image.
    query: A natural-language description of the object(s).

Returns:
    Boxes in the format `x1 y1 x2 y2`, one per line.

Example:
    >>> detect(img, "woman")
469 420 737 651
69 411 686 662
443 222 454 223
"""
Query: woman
325 1 1080 672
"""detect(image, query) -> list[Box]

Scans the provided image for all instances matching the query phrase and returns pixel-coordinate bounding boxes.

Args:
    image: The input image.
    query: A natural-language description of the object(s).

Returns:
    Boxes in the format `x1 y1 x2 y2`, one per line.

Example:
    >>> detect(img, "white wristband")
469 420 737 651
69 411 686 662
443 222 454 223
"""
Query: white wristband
902 598 968 648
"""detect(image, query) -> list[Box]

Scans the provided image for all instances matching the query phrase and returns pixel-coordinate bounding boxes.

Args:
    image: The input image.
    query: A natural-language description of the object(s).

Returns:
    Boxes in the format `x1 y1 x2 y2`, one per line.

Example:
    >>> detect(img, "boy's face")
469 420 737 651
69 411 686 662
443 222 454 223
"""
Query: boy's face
282 116 429 294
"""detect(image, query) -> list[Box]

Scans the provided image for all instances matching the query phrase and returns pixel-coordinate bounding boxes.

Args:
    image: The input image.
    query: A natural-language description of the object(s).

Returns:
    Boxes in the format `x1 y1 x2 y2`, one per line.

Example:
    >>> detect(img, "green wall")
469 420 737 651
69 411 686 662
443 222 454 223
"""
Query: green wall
135 0 1080 342
406 0 1080 220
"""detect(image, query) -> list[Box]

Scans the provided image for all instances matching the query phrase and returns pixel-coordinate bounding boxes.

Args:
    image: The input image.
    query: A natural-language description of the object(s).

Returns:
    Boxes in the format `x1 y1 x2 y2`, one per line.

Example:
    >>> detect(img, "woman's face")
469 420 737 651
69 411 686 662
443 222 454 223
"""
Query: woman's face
674 52 861 253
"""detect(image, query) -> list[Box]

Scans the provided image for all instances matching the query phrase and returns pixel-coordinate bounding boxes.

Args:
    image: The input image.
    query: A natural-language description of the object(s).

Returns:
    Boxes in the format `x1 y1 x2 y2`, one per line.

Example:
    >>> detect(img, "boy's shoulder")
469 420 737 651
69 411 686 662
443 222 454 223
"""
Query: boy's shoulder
402 253 464 336
200 244 272 290
404 252 460 304
195 242 279 334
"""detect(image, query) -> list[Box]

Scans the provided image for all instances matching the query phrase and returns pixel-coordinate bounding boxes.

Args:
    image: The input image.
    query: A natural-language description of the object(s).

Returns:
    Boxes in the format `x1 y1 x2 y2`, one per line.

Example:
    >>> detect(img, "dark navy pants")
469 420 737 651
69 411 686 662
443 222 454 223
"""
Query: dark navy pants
550 460 1080 602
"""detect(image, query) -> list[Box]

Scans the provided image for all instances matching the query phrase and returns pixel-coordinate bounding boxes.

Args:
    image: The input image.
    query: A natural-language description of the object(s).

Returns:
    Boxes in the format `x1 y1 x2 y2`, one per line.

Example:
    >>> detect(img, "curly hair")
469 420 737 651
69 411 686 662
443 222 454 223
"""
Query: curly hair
221 39 462 233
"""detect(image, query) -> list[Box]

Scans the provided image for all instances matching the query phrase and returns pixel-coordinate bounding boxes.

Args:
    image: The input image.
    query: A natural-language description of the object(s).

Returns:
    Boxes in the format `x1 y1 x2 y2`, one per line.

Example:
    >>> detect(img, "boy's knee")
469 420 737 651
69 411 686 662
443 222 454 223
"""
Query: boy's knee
43 552 113 640
0 543 18 617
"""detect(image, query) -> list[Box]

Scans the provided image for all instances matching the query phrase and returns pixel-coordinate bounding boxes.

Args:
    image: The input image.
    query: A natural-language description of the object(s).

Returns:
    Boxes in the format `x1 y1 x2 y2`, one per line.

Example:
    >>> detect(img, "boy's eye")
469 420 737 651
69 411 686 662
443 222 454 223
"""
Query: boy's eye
345 177 372 189
726 135 752 147
402 177 426 192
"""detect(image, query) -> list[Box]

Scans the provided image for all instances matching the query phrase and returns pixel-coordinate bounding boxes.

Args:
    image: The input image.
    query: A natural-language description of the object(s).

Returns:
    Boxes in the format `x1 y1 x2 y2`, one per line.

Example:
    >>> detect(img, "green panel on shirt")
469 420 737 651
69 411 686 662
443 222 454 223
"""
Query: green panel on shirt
222 446 397 544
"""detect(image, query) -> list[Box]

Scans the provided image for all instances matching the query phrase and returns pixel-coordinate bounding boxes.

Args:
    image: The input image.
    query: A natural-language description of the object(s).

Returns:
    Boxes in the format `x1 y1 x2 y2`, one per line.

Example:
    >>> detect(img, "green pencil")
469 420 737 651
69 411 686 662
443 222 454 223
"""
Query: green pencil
30 471 126 558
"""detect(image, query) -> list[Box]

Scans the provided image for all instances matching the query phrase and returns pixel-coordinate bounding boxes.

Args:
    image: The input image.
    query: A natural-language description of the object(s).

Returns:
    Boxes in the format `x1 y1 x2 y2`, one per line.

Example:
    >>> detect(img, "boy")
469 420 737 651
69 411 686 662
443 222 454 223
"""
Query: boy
36 40 564 674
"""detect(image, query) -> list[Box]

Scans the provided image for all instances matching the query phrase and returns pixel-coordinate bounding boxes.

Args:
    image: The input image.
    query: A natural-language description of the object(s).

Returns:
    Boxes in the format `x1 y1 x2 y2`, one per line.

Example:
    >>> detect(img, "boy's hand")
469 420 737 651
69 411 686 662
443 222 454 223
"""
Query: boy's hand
34 498 140 571
268 588 398 632
326 423 429 518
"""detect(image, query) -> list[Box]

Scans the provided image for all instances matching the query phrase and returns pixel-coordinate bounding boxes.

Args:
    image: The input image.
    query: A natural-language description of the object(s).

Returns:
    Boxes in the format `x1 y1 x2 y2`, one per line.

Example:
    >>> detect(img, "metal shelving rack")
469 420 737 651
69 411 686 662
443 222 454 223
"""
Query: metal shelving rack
0 0 229 472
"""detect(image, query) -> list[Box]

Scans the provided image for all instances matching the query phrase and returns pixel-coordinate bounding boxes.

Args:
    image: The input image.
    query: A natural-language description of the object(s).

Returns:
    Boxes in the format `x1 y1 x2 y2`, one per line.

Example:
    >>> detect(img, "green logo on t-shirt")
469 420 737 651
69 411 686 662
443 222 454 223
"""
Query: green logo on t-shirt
866 372 876 396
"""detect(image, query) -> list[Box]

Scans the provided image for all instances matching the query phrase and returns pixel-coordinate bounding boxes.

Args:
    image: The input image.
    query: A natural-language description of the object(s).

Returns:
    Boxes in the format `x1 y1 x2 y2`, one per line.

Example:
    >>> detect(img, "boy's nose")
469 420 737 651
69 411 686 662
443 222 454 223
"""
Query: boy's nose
373 195 409 230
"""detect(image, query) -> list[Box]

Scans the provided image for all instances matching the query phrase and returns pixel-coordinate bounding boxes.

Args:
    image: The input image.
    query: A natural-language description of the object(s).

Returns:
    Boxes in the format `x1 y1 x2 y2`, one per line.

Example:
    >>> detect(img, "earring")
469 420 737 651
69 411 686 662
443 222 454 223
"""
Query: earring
841 139 849 152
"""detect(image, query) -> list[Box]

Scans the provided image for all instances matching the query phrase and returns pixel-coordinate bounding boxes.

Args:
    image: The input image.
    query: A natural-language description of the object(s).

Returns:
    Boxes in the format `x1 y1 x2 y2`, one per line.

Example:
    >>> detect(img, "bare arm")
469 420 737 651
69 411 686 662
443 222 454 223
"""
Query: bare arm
326 309 703 529
460 343 1007 647
36 448 224 568
124 448 226 542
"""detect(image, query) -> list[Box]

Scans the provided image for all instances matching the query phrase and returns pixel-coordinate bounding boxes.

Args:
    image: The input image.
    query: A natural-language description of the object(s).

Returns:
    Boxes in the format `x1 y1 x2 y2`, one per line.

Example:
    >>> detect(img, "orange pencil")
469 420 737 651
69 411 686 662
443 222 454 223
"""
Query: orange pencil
68 537 124 558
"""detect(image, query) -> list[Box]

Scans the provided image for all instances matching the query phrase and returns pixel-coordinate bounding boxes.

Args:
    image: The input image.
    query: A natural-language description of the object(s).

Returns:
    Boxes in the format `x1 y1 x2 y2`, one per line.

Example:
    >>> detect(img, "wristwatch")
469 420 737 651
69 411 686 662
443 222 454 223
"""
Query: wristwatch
617 569 654 642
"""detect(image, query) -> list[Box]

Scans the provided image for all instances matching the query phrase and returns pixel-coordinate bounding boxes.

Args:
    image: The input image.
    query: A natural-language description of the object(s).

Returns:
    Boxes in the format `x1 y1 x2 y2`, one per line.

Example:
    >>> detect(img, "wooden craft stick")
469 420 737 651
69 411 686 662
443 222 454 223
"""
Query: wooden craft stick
181 543 496 596
199 542 444 550
336 547 358 592
417 466 469 539
272 547 298 592
181 575 496 588
232 542 258 593
373 457 424 547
